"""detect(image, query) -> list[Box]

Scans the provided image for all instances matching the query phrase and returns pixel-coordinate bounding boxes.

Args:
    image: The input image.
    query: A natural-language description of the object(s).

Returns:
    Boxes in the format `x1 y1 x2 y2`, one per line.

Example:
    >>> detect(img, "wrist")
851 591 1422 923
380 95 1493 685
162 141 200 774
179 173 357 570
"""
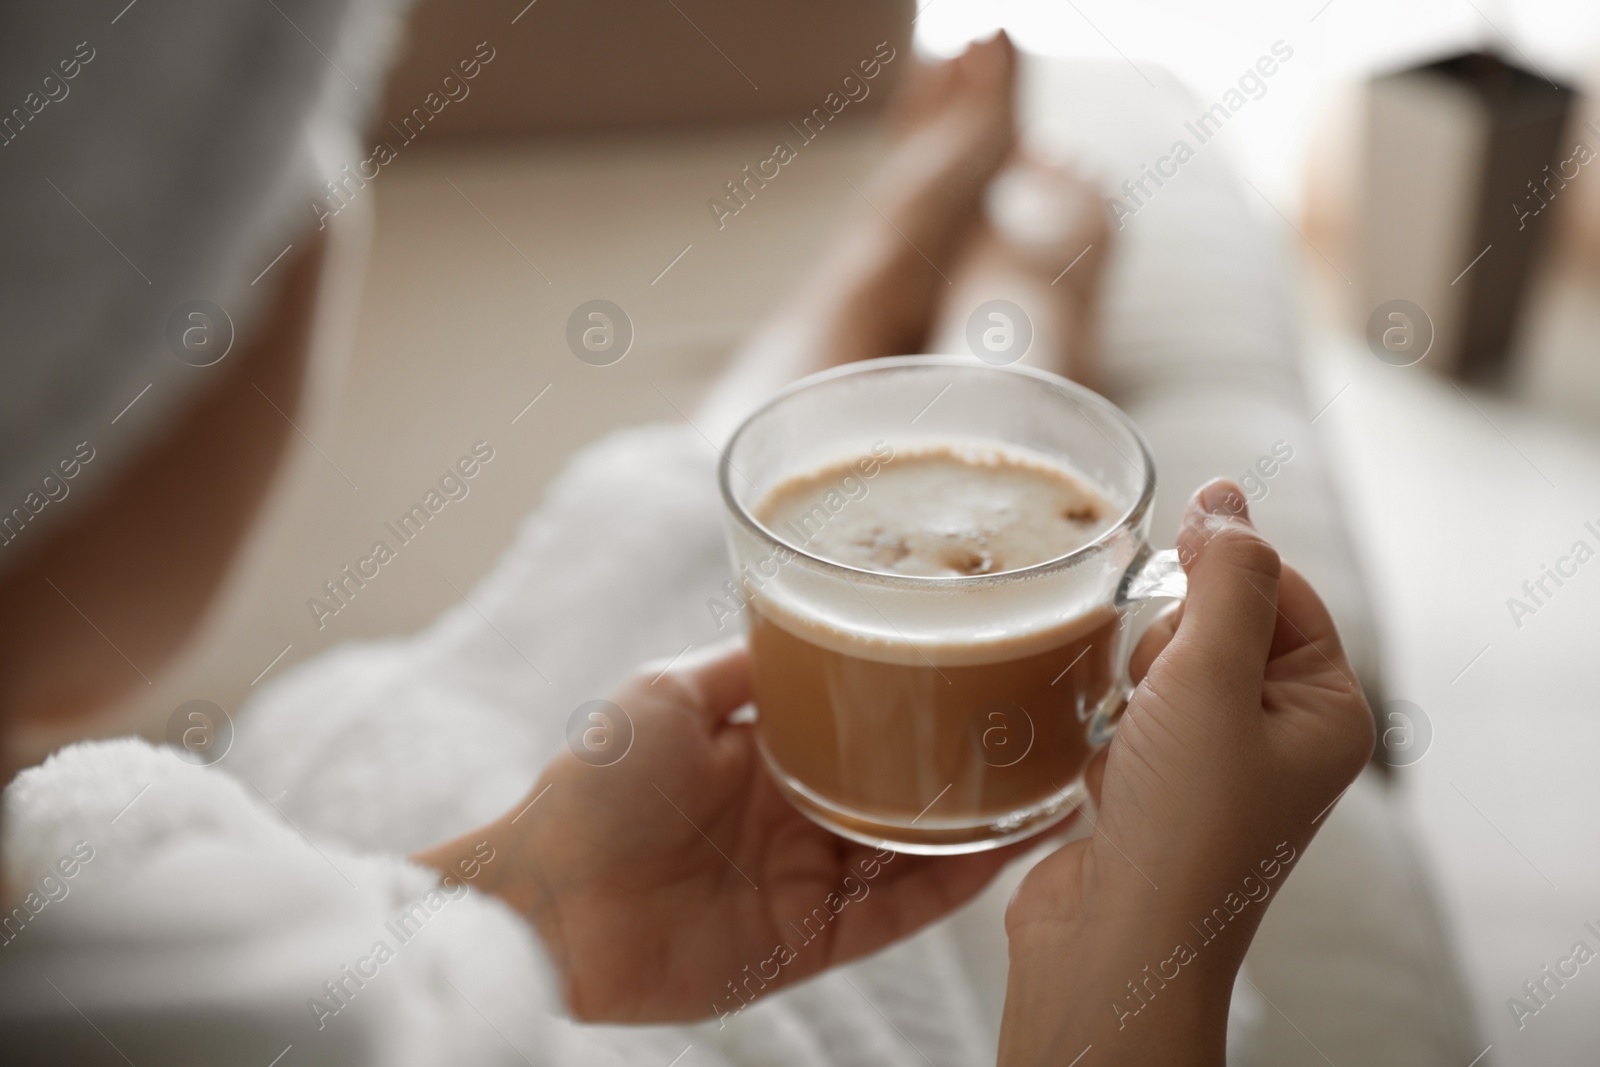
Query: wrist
410 806 569 967
1001 921 1237 1067
409 828 502 892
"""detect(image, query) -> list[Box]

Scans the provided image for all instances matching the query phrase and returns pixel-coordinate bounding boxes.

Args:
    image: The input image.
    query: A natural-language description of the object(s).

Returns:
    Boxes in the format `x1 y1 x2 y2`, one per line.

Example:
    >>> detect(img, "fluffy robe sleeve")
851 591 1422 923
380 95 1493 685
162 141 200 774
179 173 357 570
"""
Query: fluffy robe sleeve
0 738 663 1067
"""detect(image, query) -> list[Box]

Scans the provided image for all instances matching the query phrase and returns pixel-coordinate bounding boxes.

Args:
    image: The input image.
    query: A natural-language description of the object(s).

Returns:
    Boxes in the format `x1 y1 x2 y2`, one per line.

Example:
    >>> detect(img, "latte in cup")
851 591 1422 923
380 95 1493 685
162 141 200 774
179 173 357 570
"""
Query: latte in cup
749 444 1121 841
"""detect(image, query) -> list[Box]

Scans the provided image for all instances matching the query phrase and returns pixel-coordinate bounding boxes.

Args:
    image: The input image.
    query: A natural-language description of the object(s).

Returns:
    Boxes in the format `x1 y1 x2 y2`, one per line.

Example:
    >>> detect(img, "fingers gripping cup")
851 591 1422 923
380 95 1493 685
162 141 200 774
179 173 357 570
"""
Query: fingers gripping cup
719 356 1186 854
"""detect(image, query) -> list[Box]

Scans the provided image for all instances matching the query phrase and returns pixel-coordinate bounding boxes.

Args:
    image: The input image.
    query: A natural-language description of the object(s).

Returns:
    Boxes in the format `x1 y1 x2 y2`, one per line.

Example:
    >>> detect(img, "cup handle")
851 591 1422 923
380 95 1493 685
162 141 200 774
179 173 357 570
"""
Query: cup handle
1118 544 1189 604
1087 545 1189 745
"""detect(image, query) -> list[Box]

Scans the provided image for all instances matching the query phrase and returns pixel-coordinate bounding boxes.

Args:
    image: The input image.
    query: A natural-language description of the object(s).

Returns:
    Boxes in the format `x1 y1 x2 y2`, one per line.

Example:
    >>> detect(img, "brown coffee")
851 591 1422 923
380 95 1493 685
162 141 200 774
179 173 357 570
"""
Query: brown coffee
751 445 1121 842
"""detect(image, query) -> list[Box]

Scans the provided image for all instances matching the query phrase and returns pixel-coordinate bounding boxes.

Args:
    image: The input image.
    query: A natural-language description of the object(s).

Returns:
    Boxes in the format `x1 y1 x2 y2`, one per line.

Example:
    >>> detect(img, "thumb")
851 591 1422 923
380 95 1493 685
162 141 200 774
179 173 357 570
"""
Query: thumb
642 637 752 727
1169 479 1281 706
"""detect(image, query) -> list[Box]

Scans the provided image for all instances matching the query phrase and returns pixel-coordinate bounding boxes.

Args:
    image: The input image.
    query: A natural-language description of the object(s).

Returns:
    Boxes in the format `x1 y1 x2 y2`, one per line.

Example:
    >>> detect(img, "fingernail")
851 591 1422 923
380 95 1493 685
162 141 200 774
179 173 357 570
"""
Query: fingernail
1197 479 1249 521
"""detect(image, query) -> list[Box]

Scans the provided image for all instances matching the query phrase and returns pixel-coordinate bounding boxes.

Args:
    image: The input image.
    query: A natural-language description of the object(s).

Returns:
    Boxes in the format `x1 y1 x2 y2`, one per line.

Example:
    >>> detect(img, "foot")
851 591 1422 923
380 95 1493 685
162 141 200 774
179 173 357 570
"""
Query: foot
931 155 1111 389
832 28 1019 360
698 33 1018 439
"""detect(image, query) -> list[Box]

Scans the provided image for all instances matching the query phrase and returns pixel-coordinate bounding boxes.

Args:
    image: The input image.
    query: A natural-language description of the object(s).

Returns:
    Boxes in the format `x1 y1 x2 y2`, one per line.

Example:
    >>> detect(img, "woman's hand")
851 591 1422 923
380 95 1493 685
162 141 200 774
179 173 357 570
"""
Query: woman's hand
416 641 1046 1024
998 480 1376 1066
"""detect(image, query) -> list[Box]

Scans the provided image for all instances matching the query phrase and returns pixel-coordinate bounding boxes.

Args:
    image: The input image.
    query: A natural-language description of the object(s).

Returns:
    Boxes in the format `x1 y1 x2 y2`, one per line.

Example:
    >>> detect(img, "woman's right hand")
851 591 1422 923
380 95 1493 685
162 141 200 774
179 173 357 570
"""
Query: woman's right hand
998 479 1375 1066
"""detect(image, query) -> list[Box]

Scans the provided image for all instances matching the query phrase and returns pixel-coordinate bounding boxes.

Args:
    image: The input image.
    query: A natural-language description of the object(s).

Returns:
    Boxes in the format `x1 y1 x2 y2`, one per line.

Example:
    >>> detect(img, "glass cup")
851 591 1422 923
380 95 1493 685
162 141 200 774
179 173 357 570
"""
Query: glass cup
718 356 1187 854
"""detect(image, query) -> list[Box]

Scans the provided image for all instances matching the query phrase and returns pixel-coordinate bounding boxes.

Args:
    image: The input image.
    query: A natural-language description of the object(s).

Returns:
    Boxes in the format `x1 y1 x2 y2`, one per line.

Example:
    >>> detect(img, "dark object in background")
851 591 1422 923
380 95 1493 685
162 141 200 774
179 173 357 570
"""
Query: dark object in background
1360 51 1575 385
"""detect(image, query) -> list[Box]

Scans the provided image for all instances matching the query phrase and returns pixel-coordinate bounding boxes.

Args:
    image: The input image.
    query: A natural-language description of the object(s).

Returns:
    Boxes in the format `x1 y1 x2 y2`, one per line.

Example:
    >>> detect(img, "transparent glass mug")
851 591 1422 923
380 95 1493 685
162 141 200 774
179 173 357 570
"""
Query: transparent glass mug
718 356 1187 854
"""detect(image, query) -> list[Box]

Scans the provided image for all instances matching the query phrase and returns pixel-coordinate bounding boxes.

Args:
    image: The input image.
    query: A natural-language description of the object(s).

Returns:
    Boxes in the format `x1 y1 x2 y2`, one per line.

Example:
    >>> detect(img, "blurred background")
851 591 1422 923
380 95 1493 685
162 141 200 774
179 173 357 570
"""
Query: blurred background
31 0 1600 1061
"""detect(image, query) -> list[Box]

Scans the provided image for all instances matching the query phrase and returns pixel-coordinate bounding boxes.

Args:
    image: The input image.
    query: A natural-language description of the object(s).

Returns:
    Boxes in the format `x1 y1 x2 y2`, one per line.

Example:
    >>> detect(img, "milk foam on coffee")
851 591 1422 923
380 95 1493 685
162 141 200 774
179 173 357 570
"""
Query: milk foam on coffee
757 443 1116 578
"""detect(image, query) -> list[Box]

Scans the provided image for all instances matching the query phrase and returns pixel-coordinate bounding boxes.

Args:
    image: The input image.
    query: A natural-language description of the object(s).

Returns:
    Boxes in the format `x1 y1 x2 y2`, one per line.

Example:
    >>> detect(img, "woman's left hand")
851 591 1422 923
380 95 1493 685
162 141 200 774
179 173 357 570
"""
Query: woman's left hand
415 640 1047 1023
